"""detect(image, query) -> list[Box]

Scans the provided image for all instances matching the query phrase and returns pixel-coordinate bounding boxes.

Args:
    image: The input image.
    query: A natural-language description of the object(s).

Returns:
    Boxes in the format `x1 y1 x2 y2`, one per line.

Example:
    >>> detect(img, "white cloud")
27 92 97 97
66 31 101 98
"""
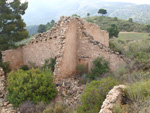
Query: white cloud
105 0 150 4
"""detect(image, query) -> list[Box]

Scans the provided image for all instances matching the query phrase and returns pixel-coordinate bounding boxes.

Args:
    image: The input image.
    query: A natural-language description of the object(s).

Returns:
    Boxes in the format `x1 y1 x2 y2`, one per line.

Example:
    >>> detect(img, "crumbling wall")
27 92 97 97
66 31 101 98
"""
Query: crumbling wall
59 18 78 78
22 37 60 67
99 85 126 113
2 16 126 79
77 18 126 71
83 20 109 47
2 47 24 69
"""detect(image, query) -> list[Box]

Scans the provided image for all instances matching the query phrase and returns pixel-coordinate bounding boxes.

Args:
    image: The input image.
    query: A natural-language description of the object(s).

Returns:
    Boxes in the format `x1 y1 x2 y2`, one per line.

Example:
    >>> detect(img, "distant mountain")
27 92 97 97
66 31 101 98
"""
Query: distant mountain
26 25 38 36
23 0 150 25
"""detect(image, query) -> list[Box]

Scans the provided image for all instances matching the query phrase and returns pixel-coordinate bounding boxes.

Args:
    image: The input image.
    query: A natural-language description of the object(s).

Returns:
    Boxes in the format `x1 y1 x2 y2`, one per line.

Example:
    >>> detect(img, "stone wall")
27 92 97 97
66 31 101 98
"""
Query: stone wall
0 67 19 113
99 85 126 113
2 16 126 79
2 47 24 69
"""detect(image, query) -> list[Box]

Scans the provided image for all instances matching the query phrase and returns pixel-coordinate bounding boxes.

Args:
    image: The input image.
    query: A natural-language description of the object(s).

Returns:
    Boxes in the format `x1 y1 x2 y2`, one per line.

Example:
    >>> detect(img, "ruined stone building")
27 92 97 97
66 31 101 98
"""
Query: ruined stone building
2 16 126 79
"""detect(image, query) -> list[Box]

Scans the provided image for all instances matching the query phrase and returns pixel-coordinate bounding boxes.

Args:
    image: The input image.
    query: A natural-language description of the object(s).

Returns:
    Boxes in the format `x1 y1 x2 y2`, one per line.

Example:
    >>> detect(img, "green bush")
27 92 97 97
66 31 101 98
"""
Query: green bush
127 78 150 103
109 40 125 54
41 58 56 72
107 24 120 38
20 65 29 70
7 68 57 107
88 57 109 79
113 104 123 113
0 61 11 74
77 77 118 113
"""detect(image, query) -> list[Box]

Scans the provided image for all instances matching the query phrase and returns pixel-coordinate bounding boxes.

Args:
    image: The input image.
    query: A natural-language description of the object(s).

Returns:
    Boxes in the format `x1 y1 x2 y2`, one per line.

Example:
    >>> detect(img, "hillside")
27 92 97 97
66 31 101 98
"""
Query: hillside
84 16 148 32
23 0 150 25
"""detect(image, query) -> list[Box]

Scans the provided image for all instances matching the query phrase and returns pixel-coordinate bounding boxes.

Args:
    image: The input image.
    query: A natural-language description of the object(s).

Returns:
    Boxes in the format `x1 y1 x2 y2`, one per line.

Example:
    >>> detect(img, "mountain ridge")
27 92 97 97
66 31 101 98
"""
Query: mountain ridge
23 1 150 25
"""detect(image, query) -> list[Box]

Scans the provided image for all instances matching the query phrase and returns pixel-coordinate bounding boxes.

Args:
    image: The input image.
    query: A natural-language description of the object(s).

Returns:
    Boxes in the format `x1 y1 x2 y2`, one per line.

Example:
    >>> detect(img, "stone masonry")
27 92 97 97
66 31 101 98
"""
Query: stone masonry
99 85 126 113
2 16 126 80
0 67 19 113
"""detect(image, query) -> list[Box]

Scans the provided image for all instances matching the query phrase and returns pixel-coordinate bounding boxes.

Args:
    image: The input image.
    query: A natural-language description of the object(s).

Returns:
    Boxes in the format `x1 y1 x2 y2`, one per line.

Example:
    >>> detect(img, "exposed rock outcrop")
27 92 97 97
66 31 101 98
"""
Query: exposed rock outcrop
0 67 19 113
99 85 126 113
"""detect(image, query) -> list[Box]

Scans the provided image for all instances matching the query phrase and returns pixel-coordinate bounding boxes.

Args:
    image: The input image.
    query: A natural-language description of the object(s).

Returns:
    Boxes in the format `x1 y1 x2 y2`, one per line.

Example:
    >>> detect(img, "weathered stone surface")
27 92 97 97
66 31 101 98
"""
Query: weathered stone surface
2 16 126 80
99 85 126 113
55 77 85 106
0 67 19 113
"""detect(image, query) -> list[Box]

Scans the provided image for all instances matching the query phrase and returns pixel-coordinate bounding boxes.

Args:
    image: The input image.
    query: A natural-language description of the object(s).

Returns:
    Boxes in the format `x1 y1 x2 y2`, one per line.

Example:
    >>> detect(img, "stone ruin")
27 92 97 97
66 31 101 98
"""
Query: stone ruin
0 67 19 113
99 85 126 113
2 16 126 80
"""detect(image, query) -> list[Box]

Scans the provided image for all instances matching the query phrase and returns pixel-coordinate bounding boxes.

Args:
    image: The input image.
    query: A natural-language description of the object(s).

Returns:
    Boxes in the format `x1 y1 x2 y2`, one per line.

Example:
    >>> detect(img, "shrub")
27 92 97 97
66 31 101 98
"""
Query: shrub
19 101 46 113
107 24 120 38
43 103 75 113
77 77 118 113
0 61 11 74
76 64 88 76
109 40 125 54
127 78 150 103
113 104 125 113
7 68 57 107
20 65 29 70
41 58 56 72
88 57 109 79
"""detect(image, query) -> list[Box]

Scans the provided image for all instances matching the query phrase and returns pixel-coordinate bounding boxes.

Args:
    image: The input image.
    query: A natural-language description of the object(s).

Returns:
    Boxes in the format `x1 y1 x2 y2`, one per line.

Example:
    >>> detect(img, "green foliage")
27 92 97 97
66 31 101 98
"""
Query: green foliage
107 24 120 38
43 103 75 113
146 25 150 32
109 40 125 54
20 65 29 71
128 18 133 23
126 39 150 70
72 14 80 18
0 0 29 55
38 24 47 33
41 58 56 72
37 20 55 33
88 57 109 80
98 9 107 16
77 77 118 113
83 16 147 33
113 104 124 113
0 62 11 74
87 13 90 17
76 64 88 76
114 17 118 21
6 68 57 107
127 78 150 103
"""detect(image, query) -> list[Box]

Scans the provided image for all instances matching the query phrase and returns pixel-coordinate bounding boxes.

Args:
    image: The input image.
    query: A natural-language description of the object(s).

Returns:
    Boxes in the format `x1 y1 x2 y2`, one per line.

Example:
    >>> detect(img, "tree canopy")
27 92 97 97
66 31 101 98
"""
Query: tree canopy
38 20 55 33
98 9 107 16
0 0 28 58
87 13 90 17
107 24 120 38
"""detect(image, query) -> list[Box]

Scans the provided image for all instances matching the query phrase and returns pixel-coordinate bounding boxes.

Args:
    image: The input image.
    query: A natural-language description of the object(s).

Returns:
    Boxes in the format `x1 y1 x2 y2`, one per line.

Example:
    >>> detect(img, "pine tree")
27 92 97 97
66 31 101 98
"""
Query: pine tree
0 0 28 61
